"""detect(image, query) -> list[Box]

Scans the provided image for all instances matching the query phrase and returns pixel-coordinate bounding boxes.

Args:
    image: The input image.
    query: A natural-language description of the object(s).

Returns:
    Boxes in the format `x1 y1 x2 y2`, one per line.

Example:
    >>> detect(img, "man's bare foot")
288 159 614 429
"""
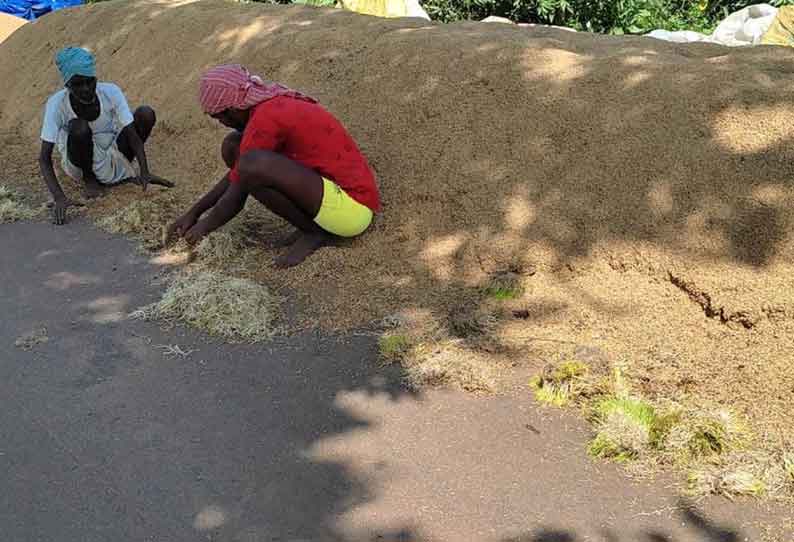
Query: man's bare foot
82 178 104 199
150 177 175 188
272 230 302 248
274 231 333 268
46 198 84 208
126 176 175 189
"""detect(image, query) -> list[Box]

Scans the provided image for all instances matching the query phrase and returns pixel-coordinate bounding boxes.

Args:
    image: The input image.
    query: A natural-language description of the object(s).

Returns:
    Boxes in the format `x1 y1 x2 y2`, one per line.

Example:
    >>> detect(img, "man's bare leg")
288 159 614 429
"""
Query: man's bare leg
273 230 302 248
222 132 310 251
67 118 103 198
115 106 174 188
236 149 334 268
118 176 175 188
117 105 156 161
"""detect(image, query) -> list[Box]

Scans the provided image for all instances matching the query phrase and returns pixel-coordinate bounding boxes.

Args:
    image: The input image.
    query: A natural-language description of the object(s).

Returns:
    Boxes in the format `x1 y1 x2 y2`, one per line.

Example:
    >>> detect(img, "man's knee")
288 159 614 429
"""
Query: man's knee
221 131 242 169
237 150 277 185
68 118 92 141
134 105 156 128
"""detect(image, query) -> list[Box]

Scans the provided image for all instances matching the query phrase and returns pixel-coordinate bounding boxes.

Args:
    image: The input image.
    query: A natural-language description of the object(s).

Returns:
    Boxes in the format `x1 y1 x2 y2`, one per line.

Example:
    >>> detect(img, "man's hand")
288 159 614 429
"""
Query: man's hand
184 221 210 245
136 172 175 192
166 212 198 243
51 197 84 225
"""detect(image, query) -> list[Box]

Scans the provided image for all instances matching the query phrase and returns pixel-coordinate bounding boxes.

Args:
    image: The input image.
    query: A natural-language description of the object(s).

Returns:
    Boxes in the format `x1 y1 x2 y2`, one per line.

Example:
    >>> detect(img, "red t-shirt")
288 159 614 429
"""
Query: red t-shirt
228 96 380 212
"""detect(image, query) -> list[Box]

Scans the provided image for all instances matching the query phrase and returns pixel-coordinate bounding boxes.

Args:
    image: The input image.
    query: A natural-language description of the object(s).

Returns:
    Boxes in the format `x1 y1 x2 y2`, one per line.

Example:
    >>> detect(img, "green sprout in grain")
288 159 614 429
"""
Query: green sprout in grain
484 271 523 300
530 360 589 407
378 334 411 362
587 396 660 462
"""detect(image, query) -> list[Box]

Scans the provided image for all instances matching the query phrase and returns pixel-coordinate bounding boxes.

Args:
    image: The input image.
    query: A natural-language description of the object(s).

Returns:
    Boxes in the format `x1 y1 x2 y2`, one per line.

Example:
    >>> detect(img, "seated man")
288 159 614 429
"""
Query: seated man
168 64 381 268
38 47 172 225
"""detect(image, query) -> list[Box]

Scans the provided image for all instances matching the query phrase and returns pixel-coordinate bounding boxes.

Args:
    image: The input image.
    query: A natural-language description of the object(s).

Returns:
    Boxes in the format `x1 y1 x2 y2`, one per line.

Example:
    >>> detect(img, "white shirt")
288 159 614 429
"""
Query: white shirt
41 82 136 184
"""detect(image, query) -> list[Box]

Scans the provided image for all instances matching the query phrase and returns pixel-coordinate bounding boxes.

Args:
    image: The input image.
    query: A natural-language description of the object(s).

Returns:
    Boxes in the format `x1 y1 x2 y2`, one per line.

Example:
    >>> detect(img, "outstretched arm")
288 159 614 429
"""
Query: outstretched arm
38 140 82 225
167 175 232 240
119 123 173 190
39 141 65 202
121 122 150 178
184 181 247 244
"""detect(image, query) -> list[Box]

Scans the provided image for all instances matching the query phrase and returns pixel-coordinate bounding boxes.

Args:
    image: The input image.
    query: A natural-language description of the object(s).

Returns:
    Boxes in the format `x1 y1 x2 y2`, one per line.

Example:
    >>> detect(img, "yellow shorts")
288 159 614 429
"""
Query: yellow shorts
314 178 373 237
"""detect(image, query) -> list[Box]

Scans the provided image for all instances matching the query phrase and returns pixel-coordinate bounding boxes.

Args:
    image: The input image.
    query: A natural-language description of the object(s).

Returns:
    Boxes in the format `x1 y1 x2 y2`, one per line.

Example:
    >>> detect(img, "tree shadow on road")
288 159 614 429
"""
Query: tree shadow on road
0 221 426 542
503 501 749 542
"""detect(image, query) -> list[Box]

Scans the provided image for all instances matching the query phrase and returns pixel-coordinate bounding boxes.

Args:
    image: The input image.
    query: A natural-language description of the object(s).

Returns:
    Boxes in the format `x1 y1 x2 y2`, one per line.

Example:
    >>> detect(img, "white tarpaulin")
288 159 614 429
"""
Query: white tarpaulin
646 4 778 46
338 0 430 20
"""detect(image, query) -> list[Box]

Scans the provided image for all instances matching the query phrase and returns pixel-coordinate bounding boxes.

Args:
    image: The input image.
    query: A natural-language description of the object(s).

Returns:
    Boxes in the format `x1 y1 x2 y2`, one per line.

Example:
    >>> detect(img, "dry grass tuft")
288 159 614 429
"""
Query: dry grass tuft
448 301 499 339
661 408 747 465
403 340 502 393
530 360 591 407
96 194 182 249
193 219 260 268
588 396 660 462
130 270 280 342
0 185 38 223
689 464 764 499
98 196 261 271
530 359 793 499
687 448 794 500
377 309 504 393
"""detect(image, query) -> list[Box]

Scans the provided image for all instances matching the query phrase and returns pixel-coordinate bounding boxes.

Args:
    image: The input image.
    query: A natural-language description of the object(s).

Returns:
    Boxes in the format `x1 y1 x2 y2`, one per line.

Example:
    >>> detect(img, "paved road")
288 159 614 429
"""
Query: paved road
1 220 790 542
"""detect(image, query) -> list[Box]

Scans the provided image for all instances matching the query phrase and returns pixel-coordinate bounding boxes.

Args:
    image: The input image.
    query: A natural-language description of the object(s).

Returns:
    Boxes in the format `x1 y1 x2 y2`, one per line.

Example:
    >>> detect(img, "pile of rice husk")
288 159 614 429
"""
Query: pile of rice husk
95 189 183 248
131 269 280 342
1 0 793 459
0 13 25 45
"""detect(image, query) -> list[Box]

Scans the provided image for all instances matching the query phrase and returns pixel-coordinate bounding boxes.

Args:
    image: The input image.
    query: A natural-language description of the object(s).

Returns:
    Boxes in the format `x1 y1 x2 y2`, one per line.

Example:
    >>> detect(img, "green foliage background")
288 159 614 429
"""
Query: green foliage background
419 0 794 34
86 0 794 35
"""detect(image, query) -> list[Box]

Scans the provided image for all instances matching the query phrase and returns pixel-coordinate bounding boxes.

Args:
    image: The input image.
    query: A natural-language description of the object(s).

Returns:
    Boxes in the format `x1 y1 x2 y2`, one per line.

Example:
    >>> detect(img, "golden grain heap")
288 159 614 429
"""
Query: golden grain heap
1 0 792 495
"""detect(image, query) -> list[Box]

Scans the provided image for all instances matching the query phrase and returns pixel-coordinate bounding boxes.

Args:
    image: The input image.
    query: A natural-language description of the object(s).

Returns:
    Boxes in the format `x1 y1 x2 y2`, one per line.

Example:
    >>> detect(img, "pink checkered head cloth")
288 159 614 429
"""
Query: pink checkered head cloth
198 64 316 115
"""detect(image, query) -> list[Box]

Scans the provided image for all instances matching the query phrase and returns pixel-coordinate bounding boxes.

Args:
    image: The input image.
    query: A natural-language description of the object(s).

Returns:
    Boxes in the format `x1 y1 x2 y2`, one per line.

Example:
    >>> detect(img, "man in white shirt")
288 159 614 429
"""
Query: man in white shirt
38 47 173 224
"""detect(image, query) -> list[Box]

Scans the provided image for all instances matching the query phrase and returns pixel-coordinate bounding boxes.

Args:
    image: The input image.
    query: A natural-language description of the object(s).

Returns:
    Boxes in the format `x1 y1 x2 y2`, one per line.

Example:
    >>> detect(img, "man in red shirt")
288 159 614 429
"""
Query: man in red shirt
168 64 380 267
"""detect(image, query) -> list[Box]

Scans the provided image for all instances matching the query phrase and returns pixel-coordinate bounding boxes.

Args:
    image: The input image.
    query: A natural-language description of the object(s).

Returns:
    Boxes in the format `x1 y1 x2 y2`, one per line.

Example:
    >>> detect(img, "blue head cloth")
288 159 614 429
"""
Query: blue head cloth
55 47 96 84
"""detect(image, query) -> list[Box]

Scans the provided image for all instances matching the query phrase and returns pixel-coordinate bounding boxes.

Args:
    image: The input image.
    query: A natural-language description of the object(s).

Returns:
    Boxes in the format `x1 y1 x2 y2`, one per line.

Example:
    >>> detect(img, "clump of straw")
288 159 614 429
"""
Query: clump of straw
131 270 280 342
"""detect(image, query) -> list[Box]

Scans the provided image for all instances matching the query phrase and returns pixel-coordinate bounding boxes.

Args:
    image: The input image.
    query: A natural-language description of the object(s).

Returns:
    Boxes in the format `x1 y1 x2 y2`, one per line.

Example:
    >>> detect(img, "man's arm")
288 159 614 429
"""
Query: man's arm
120 123 150 178
38 140 81 225
184 181 247 244
191 175 231 218
119 123 173 190
38 141 66 202
110 83 171 190
167 175 232 240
